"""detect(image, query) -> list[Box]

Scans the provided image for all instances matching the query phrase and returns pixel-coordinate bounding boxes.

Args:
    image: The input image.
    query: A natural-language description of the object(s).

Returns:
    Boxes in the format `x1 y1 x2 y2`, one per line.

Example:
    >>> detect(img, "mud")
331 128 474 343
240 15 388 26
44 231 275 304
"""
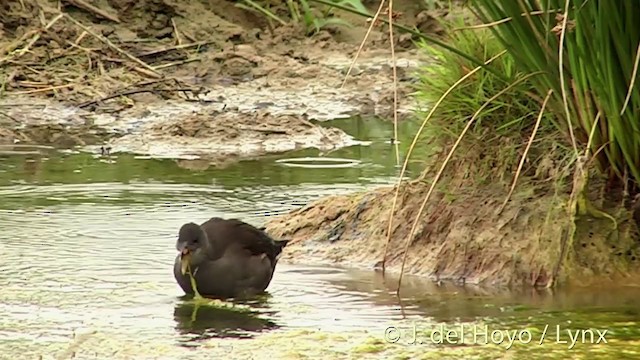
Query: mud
265 180 640 288
0 102 114 148
1 0 458 163
104 109 364 163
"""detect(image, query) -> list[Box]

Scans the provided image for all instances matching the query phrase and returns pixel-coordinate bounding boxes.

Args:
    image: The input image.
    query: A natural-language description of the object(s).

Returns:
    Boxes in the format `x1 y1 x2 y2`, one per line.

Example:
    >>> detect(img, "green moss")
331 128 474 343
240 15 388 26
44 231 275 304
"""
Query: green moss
351 336 386 353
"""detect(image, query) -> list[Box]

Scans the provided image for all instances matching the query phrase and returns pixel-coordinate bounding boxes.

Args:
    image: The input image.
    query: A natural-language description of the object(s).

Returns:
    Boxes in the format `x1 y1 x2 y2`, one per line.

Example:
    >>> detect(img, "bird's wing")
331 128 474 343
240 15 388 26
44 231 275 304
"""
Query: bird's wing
198 217 230 258
225 219 278 257
200 217 278 258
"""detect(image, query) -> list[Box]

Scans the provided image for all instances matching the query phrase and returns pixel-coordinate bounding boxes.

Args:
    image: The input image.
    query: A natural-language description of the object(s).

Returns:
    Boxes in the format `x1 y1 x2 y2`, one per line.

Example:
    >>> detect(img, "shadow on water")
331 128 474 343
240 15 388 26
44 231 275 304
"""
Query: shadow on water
173 296 280 344
0 117 639 358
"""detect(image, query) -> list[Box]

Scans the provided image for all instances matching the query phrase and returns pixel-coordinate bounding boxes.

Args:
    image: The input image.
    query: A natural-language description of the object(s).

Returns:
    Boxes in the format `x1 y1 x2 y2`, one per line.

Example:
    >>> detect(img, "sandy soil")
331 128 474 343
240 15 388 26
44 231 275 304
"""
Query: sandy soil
0 0 456 163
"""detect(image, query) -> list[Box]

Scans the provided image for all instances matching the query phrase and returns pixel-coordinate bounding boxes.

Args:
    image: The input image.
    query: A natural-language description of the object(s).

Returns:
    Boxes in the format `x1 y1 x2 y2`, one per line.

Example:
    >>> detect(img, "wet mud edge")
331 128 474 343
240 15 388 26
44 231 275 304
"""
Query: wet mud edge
0 0 432 165
266 181 640 288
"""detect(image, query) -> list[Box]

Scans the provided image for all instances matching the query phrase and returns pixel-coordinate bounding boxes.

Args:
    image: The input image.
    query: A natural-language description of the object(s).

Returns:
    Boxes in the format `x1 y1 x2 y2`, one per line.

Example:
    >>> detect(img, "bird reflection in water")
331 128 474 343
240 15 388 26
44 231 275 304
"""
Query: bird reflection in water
173 293 280 346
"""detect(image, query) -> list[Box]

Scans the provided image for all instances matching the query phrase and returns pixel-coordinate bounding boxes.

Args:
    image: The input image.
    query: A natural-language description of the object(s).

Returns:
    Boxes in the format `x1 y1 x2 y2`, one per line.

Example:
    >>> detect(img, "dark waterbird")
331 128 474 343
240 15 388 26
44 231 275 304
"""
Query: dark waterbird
173 217 289 299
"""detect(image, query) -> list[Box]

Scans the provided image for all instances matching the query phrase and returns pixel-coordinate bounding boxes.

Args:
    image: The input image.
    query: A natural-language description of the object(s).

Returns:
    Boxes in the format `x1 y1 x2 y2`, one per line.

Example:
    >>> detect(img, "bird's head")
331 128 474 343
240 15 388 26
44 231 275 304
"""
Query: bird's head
176 222 208 275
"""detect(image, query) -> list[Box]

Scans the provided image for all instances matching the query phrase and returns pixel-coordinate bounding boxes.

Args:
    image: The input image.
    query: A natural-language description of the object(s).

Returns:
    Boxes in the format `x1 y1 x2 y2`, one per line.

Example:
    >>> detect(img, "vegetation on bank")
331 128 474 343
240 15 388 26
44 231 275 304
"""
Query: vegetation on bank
3 0 639 285
403 0 640 284
240 0 639 205
244 0 640 287
411 0 640 193
237 0 370 35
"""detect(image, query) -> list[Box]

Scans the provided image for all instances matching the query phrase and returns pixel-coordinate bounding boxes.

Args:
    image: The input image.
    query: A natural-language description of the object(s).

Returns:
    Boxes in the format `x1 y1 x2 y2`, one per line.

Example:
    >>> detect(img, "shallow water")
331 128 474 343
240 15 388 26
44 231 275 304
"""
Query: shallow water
1 117 639 359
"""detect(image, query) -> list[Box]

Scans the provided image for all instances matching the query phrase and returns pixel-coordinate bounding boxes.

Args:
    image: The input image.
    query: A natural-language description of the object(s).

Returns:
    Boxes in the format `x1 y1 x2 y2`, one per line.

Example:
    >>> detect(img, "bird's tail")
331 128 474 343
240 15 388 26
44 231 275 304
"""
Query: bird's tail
275 239 290 252
273 239 290 261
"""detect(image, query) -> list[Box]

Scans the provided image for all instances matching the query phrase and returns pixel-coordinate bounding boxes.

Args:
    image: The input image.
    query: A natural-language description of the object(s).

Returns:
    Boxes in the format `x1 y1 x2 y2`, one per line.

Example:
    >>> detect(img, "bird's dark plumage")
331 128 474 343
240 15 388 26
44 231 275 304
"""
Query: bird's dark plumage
173 217 289 299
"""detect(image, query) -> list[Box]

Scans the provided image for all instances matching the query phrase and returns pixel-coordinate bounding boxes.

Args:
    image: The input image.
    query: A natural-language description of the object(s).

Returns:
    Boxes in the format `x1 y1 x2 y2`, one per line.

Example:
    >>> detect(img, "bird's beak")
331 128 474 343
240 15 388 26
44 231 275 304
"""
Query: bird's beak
180 248 191 275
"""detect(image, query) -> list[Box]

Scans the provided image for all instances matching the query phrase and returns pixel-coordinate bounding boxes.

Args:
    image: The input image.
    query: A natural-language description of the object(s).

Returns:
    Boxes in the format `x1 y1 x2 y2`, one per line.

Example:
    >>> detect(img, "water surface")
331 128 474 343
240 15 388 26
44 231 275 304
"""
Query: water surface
0 117 638 359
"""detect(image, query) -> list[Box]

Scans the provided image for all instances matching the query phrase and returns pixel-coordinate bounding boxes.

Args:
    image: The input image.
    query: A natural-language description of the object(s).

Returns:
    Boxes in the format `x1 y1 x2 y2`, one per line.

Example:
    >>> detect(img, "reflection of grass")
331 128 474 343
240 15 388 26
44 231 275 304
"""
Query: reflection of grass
0 148 409 210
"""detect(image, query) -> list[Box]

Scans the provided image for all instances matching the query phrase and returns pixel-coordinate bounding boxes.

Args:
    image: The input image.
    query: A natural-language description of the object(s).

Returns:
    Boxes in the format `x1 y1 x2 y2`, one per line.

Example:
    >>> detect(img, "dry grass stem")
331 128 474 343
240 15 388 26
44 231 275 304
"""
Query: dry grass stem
9 83 78 95
61 13 161 77
153 58 201 70
66 0 121 23
380 50 507 273
453 9 561 31
171 18 183 46
558 0 578 158
394 69 542 294
340 0 387 88
137 41 214 57
387 0 399 165
620 43 640 116
498 89 554 214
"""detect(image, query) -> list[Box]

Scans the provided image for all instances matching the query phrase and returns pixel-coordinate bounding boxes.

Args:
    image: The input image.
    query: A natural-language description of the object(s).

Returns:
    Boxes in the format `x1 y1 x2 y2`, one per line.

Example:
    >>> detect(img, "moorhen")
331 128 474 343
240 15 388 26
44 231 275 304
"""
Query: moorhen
173 217 289 299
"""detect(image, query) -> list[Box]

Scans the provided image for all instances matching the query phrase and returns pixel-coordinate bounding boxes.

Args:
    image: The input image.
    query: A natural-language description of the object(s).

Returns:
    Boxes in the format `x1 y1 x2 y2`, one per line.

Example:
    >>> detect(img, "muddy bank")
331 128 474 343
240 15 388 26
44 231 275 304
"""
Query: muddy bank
0 0 450 163
0 111 113 148
265 180 640 288
102 109 365 164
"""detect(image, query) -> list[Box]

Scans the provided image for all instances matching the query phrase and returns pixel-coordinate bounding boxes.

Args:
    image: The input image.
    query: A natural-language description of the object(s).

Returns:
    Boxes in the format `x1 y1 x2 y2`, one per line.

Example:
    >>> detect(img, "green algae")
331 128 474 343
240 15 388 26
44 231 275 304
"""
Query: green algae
182 262 252 324
25 314 640 360
351 336 386 354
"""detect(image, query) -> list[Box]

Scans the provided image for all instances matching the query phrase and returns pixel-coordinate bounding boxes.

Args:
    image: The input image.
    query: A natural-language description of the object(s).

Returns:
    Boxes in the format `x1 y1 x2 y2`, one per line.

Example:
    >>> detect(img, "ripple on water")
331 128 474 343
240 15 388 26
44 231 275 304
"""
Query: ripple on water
1 157 640 358
0 178 433 358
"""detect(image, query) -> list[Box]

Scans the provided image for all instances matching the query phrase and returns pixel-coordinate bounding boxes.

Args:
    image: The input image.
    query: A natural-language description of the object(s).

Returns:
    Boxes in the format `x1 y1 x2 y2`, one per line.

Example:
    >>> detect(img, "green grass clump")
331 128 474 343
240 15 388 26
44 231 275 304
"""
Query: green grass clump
236 0 368 35
412 21 560 183
470 0 640 187
415 23 545 135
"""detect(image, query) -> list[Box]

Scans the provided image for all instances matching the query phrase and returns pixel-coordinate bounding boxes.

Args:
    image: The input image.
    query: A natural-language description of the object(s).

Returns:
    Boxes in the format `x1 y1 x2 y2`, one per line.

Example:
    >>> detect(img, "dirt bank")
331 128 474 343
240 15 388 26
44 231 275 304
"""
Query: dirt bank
265 178 640 288
0 0 456 163
103 109 364 164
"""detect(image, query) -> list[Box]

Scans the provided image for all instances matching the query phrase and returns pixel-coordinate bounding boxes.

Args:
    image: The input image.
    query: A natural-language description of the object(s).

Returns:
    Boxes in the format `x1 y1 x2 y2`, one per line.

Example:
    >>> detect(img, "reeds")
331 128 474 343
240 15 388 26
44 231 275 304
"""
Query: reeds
471 0 640 185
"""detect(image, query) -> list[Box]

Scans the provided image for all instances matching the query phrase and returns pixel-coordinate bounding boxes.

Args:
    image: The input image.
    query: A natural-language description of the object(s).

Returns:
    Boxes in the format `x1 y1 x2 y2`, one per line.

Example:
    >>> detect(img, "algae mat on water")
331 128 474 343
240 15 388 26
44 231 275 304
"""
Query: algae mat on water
30 307 640 359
